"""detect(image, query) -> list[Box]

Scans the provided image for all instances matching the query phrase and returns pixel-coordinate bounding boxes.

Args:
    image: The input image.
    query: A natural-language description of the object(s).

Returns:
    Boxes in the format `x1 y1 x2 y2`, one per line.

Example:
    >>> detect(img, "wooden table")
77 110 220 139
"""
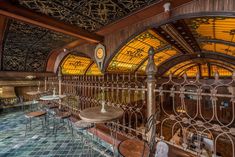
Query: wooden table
118 139 150 157
79 106 124 156
25 111 46 118
79 106 124 123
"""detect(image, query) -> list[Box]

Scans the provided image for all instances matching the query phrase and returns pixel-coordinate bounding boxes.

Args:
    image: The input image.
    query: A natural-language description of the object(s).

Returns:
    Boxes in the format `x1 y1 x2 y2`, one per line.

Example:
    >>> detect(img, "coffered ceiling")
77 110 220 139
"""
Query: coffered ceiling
13 0 160 32
2 19 76 72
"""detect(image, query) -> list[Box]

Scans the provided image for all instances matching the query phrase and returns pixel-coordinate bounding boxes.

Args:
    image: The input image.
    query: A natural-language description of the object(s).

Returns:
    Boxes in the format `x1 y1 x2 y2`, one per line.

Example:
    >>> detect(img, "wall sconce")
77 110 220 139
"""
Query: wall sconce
163 1 171 12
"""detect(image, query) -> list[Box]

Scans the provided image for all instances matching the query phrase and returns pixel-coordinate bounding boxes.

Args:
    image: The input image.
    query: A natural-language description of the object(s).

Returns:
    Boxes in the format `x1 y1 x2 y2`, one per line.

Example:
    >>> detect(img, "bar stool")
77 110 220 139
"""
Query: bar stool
73 120 95 155
118 113 158 157
25 111 47 136
53 108 72 138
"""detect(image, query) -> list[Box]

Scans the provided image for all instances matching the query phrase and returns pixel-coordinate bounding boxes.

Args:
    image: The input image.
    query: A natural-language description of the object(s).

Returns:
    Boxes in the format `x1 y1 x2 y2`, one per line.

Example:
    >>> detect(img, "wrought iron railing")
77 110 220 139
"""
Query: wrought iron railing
45 71 235 156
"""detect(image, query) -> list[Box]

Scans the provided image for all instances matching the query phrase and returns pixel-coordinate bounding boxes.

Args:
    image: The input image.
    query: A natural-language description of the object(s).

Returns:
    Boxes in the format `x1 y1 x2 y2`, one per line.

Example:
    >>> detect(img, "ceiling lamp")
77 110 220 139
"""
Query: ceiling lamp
163 1 171 12
25 75 36 80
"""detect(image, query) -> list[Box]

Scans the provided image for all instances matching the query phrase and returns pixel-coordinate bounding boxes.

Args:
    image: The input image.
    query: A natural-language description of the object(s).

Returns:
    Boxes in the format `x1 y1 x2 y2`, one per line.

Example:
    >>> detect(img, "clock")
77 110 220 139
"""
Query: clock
96 47 104 59
94 43 106 71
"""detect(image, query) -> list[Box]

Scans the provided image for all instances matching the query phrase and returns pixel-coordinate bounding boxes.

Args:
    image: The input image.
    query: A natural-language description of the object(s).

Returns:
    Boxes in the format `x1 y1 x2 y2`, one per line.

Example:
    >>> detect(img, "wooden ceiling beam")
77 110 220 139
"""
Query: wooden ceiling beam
96 0 193 35
0 71 55 78
0 1 103 43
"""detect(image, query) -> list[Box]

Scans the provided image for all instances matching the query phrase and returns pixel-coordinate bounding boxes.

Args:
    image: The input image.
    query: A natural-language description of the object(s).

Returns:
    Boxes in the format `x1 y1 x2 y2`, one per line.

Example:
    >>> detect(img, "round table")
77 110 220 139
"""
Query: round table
118 139 150 157
39 95 66 101
26 91 43 95
79 106 124 156
79 106 124 123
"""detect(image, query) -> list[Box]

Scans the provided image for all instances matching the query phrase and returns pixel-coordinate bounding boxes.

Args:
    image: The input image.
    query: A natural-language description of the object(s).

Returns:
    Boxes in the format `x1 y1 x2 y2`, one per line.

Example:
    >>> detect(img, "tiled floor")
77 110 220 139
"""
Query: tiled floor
0 110 113 157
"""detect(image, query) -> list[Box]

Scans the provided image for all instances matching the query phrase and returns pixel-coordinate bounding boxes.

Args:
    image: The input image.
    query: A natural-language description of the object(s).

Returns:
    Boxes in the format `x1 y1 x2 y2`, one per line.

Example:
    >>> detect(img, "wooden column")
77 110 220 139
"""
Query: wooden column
58 67 62 108
146 47 157 118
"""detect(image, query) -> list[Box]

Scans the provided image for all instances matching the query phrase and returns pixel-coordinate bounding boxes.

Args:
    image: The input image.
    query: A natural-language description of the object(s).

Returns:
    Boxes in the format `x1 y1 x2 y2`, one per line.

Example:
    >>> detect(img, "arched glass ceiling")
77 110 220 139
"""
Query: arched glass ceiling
61 54 102 75
106 16 235 77
137 47 178 73
186 17 235 56
107 29 172 73
187 17 235 42
200 42 235 56
165 60 233 78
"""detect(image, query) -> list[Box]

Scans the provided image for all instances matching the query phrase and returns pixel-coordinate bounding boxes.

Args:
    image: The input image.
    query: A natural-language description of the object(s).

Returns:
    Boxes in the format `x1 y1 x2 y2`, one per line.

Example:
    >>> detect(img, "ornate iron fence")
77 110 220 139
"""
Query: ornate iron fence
45 71 235 156
156 72 235 156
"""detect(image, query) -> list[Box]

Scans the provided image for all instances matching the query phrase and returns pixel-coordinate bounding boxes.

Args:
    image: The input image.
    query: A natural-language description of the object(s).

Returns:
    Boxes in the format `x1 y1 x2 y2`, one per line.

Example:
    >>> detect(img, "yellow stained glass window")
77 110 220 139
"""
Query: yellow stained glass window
164 60 194 76
210 65 232 77
200 64 209 77
61 54 92 75
86 63 102 75
107 29 167 73
200 42 235 56
183 66 199 77
187 17 235 43
137 48 179 73
206 59 235 71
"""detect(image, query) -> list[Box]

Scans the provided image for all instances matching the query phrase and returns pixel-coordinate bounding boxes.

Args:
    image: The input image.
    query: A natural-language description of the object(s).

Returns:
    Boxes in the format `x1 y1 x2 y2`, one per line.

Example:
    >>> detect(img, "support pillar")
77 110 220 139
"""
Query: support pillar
146 47 157 118
58 67 62 108
44 77 47 91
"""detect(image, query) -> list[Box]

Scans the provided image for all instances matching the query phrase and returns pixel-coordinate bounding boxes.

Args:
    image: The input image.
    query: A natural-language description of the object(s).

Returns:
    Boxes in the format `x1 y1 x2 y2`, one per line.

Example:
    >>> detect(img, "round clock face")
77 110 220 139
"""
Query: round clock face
96 48 104 59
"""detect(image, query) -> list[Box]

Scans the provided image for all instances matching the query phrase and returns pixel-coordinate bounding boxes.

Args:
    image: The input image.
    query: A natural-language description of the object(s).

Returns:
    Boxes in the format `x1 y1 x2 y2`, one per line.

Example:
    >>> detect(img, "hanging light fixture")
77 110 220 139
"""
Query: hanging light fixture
163 1 171 12
176 105 186 113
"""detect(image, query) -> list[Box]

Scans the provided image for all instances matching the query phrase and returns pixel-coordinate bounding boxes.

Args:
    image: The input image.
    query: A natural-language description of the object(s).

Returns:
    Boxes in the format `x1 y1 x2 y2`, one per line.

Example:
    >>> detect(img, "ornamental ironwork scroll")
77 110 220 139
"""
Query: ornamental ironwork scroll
156 72 235 157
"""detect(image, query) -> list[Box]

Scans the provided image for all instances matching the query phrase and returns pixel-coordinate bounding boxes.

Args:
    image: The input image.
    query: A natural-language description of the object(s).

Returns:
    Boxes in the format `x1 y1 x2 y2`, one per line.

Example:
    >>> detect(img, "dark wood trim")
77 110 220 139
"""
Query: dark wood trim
0 1 103 43
0 15 8 71
197 39 235 47
198 64 202 78
0 71 55 78
207 62 211 78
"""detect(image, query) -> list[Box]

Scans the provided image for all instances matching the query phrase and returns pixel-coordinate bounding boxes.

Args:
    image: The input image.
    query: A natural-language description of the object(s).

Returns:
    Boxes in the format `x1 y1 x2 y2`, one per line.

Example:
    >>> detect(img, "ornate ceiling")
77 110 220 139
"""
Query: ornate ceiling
2 19 76 72
106 16 235 78
13 0 160 32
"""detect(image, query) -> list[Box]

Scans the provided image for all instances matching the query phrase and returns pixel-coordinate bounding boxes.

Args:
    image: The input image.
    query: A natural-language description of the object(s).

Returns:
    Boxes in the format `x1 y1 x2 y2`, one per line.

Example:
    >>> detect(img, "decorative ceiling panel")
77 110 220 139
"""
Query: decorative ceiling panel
2 19 76 72
86 63 102 75
61 54 92 75
107 29 167 73
15 0 160 31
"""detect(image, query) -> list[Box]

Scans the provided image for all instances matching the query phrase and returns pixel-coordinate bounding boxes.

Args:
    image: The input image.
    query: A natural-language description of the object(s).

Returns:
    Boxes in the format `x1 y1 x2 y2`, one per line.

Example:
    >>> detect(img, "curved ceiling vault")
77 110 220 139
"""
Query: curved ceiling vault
106 16 235 77
60 54 102 75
